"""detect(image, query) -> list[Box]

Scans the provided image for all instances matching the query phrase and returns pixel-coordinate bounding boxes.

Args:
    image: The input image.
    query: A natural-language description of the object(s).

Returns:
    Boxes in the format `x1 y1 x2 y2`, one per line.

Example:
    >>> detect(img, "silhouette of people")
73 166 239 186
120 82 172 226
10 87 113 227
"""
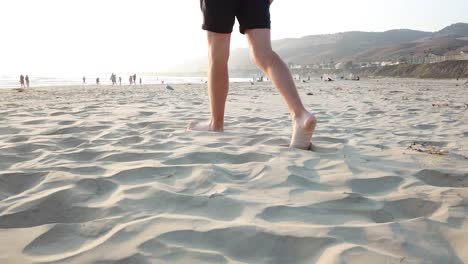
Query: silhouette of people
119 76 122 86
129 76 133 85
133 74 137 85
139 78 142 85
96 78 100 85
25 75 30 88
83 76 86 84
20 75 25 88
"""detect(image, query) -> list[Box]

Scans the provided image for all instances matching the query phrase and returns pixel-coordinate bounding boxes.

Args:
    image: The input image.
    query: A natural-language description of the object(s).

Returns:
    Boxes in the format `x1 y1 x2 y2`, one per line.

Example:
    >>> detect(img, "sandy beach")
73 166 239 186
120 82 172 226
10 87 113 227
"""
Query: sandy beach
0 78 467 263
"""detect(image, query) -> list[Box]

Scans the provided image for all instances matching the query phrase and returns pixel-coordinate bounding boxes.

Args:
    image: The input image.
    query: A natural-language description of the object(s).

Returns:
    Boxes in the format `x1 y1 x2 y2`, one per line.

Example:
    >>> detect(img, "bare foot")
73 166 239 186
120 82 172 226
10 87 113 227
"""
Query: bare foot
290 112 317 150
187 121 224 132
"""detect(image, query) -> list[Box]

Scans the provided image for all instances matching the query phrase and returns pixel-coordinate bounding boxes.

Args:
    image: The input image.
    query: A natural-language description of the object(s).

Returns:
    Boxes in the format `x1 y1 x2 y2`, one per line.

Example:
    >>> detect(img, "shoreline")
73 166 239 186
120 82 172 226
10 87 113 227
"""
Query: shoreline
0 76 255 90
2 77 467 91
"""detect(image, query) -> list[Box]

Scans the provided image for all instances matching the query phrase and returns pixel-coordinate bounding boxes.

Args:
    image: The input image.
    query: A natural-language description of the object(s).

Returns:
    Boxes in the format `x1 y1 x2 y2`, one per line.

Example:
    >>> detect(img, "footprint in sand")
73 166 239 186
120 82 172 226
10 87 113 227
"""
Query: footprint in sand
0 172 48 201
349 176 404 195
414 169 468 188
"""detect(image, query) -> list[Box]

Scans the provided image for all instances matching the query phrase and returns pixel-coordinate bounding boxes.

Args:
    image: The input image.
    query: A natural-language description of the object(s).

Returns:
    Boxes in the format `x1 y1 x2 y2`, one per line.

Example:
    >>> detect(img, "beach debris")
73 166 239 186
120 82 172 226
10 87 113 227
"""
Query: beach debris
165 85 174 91
306 92 314 96
408 142 449 155
431 103 467 109
432 103 449 107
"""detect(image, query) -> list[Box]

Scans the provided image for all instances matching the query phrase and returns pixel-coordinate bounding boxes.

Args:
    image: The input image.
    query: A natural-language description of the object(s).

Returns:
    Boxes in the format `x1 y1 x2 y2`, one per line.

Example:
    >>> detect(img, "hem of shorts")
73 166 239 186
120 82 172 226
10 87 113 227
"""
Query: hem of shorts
202 25 233 34
240 25 271 35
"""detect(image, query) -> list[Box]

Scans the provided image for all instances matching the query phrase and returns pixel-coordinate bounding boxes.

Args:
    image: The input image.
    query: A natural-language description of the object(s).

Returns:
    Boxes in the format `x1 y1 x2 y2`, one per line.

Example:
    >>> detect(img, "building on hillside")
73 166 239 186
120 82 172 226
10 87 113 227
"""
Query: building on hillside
408 54 445 64
381 61 394 66
288 64 303 69
335 62 345 70
407 51 468 64
452 51 468 60
359 62 371 68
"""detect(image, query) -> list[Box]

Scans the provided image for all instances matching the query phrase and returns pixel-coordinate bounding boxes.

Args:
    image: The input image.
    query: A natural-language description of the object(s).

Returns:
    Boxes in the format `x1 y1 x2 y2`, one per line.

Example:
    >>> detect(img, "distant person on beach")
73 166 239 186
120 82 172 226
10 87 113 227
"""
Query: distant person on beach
20 75 25 88
96 78 100 85
188 0 316 150
119 76 122 86
139 78 142 85
129 76 133 85
110 73 116 86
133 74 137 84
25 75 30 88
83 76 86 84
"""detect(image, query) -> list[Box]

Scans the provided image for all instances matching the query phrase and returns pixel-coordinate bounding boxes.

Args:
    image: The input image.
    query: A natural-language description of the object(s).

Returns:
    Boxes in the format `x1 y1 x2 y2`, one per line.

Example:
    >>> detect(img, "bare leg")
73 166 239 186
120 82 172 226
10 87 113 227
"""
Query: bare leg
188 32 231 132
245 29 316 150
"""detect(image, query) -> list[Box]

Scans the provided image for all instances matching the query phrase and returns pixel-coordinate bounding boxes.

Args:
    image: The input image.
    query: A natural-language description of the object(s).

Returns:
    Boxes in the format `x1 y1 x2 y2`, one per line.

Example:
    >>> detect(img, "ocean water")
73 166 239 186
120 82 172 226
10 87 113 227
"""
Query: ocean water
0 74 253 89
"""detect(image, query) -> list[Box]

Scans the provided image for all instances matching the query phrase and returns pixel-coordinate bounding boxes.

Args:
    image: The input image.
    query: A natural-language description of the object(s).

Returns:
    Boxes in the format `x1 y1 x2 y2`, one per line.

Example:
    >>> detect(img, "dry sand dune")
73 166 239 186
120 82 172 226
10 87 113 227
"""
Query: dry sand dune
0 79 467 263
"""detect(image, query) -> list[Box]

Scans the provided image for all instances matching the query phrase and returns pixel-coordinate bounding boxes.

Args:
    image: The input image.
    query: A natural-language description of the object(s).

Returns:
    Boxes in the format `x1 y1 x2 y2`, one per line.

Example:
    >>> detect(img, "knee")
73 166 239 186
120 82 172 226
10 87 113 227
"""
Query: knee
250 48 275 69
209 49 230 66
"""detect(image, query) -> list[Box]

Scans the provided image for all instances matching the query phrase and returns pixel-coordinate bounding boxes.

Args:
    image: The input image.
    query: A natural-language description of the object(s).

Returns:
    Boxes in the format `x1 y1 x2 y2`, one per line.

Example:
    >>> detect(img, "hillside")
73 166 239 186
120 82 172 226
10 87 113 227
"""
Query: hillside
178 23 468 73
229 29 434 70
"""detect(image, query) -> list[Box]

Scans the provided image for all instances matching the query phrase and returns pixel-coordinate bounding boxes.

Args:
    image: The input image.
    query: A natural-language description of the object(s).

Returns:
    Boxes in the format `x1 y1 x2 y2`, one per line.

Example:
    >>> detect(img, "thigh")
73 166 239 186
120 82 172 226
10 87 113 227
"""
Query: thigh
237 0 271 34
245 28 272 54
201 0 238 34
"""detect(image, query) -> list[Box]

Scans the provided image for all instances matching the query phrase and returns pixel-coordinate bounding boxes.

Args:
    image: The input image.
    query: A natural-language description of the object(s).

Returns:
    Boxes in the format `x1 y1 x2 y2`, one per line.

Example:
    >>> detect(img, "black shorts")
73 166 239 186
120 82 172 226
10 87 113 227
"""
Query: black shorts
200 0 271 34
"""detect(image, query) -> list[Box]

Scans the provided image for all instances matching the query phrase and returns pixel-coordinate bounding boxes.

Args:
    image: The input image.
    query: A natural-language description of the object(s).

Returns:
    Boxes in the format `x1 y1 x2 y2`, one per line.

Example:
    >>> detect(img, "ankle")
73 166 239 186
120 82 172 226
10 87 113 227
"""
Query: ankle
291 109 308 121
292 111 316 126
210 120 224 130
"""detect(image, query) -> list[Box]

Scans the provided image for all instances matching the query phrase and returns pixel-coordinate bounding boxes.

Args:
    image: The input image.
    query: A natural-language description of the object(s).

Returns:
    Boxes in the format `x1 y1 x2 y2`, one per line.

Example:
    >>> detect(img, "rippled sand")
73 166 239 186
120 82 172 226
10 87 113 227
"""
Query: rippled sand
0 79 467 263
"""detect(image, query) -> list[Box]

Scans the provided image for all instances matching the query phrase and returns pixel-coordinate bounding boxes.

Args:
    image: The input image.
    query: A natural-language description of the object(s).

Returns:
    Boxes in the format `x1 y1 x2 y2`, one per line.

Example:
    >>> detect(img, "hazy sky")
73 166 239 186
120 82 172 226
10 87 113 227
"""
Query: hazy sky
1 0 467 75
